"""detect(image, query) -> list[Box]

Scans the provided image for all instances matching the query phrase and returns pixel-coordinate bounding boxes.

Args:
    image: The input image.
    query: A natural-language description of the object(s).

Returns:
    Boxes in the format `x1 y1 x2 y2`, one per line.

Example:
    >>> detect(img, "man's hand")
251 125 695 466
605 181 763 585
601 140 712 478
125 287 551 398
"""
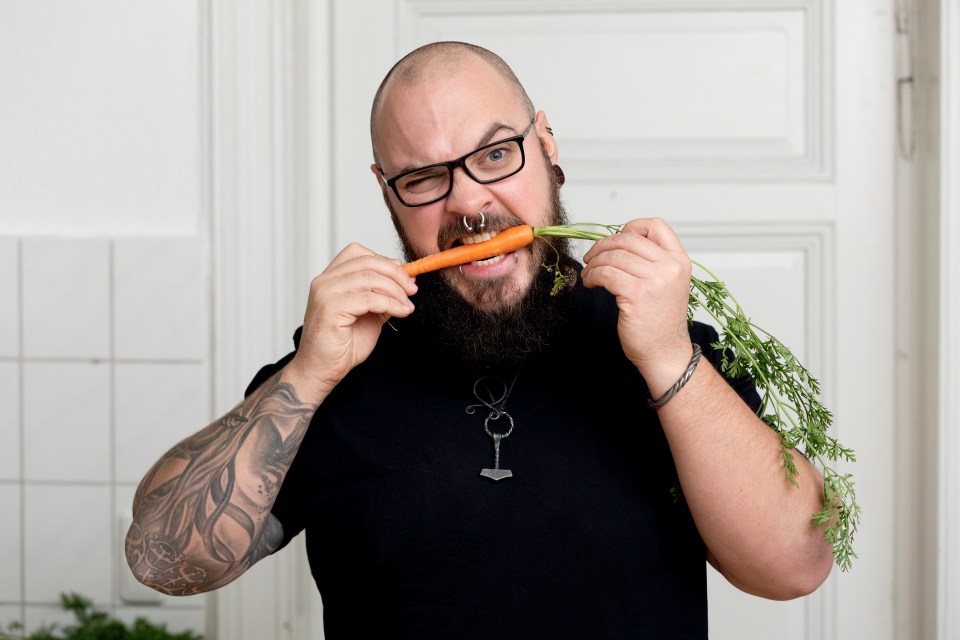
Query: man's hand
285 243 418 401
580 218 694 395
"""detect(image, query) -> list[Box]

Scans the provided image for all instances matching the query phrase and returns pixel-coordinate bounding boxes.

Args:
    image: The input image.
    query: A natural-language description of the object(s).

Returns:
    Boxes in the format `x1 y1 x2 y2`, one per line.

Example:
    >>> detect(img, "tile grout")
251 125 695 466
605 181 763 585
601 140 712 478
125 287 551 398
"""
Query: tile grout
17 239 25 628
109 239 118 614
0 357 204 365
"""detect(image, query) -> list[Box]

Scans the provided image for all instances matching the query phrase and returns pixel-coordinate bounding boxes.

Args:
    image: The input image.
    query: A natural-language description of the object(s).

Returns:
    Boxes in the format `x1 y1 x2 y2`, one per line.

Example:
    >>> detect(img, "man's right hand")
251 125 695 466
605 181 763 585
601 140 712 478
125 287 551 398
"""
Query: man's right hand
283 243 418 402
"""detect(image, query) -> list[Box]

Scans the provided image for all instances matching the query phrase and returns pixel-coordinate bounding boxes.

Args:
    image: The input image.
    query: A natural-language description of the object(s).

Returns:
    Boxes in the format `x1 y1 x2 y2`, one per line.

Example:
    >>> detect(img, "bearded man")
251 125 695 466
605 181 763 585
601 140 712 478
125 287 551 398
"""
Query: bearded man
126 41 833 639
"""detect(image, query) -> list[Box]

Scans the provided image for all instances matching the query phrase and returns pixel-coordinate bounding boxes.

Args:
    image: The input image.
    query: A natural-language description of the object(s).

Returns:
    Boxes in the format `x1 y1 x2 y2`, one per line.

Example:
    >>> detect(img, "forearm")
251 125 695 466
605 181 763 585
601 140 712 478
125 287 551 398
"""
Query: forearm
651 357 834 599
125 368 318 595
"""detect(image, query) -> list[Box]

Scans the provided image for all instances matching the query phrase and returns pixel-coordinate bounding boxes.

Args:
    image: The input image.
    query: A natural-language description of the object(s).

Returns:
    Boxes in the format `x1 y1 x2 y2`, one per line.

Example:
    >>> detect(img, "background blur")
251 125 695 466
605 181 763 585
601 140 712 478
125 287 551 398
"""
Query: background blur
2 1 959 639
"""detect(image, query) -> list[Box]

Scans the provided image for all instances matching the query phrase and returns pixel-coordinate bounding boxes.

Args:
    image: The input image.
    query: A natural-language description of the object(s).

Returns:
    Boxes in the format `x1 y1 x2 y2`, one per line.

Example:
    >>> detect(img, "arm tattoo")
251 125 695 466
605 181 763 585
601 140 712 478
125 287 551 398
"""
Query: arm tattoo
126 372 313 595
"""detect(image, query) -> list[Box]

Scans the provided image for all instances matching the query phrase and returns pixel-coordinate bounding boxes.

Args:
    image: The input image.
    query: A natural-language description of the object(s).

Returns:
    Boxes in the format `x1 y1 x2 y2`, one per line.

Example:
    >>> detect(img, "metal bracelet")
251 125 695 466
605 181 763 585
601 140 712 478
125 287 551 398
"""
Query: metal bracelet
647 343 703 409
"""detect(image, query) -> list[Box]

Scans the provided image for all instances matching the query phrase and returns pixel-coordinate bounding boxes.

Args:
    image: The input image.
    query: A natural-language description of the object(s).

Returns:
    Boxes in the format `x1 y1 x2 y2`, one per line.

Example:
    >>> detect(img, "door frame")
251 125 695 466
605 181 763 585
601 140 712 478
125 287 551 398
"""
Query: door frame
205 0 320 638
937 1 960 637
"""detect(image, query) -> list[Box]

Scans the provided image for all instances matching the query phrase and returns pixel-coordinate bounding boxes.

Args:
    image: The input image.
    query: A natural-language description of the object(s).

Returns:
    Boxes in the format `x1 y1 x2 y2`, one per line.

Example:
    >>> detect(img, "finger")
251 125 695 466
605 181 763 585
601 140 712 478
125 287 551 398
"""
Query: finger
334 289 415 322
317 268 416 315
581 248 690 296
325 242 378 272
620 217 685 253
324 251 418 296
582 258 688 293
583 217 686 262
581 260 659 295
582 233 671 267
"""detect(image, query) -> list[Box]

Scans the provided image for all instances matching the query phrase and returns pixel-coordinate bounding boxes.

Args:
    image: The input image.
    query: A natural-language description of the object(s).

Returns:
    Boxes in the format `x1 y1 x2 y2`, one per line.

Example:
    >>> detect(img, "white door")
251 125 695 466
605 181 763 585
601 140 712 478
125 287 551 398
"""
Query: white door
324 1 895 638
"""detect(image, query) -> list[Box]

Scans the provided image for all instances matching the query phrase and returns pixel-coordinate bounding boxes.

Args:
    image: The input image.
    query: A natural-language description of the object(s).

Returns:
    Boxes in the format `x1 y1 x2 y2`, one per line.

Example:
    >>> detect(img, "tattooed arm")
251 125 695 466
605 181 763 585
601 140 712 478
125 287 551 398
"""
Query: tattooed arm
124 370 317 595
125 244 418 595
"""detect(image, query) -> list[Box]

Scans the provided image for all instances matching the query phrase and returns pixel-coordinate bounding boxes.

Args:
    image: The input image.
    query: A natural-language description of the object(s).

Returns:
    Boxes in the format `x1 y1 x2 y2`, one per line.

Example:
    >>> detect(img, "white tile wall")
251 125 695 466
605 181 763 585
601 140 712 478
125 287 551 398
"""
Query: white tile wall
0 238 18 358
22 238 110 360
23 361 111 482
0 1 203 235
114 362 208 484
0 362 19 481
0 484 21 601
114 237 206 361
115 484 137 524
3 235 209 633
24 484 113 604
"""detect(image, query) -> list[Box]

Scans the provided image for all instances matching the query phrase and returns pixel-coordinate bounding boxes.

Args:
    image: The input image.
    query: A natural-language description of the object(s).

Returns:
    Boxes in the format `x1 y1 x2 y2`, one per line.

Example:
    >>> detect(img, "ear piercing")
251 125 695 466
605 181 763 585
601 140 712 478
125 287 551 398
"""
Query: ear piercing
553 165 566 187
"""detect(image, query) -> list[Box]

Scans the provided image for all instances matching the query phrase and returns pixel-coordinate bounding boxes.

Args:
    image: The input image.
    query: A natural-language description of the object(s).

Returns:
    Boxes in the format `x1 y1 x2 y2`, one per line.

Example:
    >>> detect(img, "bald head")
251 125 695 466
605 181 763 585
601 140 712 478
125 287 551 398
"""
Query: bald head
370 41 535 166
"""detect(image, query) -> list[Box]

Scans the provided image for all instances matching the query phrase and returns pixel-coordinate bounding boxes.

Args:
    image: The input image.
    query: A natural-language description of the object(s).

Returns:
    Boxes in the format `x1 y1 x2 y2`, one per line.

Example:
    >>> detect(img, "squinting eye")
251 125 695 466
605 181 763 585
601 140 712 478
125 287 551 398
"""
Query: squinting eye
487 149 505 162
399 172 445 193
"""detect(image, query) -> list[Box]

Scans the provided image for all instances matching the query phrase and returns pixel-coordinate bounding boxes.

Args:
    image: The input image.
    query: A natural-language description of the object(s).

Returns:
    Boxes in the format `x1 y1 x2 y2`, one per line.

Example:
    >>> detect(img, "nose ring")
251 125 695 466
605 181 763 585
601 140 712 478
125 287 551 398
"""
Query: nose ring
462 211 486 233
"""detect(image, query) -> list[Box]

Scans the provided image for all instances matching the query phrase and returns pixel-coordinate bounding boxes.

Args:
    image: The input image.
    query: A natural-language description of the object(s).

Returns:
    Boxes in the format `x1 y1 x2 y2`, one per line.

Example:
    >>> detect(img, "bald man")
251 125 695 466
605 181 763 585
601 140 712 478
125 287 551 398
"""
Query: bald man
126 42 832 639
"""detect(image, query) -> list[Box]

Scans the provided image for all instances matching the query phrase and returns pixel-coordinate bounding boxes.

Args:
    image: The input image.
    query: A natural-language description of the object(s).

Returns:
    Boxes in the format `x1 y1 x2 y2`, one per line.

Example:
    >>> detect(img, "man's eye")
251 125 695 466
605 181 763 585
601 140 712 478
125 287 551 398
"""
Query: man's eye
401 173 444 193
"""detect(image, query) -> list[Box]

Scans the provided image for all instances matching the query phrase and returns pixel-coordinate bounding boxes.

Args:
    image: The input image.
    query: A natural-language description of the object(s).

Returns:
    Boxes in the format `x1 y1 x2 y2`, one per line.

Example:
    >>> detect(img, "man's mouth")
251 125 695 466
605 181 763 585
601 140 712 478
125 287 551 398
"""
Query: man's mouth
452 229 510 267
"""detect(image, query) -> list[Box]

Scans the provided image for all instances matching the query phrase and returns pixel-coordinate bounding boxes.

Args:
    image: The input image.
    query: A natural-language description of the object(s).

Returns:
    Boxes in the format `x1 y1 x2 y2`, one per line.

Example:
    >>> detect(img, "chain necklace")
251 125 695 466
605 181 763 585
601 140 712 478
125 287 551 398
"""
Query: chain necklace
465 370 521 481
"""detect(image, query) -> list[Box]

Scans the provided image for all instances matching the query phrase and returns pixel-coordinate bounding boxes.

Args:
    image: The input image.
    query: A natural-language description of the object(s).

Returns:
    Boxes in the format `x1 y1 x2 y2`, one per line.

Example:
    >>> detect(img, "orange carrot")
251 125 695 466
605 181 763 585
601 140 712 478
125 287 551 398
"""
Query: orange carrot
403 225 535 276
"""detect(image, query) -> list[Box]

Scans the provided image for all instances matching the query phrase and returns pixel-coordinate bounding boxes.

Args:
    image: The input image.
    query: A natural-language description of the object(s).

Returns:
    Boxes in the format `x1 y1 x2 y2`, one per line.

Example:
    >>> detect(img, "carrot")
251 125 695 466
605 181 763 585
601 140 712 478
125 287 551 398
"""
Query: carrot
403 224 535 276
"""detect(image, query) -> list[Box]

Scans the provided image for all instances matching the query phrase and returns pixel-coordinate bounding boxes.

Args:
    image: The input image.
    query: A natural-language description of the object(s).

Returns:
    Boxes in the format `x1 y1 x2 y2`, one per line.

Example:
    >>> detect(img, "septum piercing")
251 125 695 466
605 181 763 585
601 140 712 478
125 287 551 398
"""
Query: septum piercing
462 210 486 233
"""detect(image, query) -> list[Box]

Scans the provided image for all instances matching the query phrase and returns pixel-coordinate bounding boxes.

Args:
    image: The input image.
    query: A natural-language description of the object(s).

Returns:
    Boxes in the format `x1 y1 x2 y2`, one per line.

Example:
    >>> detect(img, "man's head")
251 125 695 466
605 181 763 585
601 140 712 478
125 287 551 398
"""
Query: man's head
369 42 578 366
370 42 535 170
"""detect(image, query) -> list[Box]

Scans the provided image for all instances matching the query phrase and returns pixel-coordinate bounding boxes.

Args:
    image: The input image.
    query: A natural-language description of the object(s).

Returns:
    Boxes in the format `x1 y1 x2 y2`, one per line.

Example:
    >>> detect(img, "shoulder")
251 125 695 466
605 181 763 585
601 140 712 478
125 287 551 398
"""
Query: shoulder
244 327 301 397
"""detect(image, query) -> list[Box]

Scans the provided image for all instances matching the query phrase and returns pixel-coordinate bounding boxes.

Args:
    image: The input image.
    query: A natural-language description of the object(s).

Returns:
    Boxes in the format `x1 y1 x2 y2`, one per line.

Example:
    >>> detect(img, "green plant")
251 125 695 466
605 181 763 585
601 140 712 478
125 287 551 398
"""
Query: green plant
0 593 203 640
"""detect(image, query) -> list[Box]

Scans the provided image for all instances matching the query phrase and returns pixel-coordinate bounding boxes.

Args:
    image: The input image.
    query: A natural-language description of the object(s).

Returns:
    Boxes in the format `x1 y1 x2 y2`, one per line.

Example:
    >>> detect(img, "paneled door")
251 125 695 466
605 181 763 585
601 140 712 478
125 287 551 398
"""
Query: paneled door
326 1 895 638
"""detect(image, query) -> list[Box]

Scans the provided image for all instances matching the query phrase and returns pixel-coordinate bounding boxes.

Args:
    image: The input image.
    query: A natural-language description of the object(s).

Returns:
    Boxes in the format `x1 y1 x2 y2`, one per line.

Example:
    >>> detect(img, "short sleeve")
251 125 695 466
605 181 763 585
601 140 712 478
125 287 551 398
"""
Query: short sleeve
243 327 308 551
688 321 763 415
244 327 303 397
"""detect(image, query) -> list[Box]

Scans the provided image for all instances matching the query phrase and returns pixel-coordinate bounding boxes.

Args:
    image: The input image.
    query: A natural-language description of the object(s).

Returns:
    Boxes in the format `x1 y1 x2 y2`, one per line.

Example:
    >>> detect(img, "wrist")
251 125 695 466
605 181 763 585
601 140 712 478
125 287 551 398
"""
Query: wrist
280 357 339 405
641 343 703 407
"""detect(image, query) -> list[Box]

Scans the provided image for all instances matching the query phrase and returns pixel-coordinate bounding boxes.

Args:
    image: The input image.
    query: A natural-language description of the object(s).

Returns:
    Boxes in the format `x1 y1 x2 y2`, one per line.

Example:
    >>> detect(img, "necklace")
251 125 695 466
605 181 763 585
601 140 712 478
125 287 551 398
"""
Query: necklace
465 371 520 481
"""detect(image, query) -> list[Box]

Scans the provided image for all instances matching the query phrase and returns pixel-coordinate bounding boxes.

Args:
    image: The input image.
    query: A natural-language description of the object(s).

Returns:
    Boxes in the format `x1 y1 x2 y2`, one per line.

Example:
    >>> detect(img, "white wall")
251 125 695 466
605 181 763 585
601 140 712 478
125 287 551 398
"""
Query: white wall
0 1 210 636
0 0 203 235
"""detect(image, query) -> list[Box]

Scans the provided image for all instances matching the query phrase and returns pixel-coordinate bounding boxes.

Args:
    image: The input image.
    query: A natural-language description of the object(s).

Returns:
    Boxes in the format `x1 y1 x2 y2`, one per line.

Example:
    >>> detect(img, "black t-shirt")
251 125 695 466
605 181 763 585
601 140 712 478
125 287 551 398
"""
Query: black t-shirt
246 280 761 639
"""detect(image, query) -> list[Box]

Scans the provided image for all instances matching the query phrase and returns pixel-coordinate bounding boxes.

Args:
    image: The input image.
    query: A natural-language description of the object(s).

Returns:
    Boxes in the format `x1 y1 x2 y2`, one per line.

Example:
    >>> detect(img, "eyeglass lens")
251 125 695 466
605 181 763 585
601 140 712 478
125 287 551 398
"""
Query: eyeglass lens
394 138 524 206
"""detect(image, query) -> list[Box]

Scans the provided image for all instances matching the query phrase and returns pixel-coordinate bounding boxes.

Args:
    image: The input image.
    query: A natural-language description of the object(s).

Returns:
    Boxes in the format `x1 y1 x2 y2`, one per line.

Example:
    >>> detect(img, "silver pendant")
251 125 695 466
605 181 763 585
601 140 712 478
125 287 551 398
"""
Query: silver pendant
480 468 513 481
480 415 513 481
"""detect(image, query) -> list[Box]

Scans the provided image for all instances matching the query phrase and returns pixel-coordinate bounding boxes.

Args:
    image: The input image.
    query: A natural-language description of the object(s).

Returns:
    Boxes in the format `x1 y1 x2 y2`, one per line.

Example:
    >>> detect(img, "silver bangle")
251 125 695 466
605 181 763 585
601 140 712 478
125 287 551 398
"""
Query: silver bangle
648 343 703 409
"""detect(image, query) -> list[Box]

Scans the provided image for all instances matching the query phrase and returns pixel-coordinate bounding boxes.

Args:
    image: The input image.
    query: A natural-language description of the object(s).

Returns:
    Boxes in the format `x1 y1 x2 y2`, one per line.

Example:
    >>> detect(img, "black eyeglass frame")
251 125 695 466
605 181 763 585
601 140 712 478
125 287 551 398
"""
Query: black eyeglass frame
379 120 537 208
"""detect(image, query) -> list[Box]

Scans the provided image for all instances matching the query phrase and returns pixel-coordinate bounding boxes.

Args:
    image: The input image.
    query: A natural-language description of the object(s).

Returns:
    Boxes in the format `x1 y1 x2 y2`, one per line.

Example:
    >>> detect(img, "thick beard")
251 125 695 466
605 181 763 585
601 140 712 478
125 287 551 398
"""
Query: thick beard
386 164 579 368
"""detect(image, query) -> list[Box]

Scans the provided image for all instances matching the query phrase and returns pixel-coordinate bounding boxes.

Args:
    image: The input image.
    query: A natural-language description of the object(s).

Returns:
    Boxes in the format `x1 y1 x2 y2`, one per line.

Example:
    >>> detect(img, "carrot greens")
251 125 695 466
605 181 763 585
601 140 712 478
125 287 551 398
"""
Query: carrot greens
534 222 859 571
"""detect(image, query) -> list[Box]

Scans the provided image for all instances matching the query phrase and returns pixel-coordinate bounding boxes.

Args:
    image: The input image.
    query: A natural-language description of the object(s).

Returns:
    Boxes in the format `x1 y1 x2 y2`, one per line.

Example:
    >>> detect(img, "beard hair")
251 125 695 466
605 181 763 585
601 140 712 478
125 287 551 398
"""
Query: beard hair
385 157 580 368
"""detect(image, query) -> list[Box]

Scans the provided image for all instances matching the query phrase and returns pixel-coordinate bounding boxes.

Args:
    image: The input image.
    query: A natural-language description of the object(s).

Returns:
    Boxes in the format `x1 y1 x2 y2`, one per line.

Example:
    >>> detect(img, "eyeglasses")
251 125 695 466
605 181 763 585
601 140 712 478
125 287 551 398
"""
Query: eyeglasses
380 120 536 207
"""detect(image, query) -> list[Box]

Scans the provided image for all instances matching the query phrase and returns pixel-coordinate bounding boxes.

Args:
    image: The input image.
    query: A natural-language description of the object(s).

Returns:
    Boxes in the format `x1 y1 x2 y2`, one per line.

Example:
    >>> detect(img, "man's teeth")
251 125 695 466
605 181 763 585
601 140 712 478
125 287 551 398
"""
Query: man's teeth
461 230 496 245
472 254 507 267
458 229 508 267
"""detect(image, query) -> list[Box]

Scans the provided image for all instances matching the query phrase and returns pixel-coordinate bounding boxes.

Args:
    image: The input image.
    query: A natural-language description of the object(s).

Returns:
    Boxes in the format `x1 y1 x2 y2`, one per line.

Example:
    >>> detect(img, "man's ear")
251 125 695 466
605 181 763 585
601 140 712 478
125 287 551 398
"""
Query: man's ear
535 110 558 164
371 163 390 194
371 164 396 207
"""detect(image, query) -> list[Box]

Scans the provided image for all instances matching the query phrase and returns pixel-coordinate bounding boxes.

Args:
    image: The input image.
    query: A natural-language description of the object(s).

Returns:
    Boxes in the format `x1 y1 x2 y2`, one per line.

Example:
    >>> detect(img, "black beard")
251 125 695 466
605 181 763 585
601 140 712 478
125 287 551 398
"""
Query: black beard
409 252 579 368
386 160 579 367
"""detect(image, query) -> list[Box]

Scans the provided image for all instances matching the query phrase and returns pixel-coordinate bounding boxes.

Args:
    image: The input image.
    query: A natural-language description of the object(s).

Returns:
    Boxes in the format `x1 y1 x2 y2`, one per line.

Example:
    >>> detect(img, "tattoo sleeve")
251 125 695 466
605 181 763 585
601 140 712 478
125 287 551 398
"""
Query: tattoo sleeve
125 371 314 595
